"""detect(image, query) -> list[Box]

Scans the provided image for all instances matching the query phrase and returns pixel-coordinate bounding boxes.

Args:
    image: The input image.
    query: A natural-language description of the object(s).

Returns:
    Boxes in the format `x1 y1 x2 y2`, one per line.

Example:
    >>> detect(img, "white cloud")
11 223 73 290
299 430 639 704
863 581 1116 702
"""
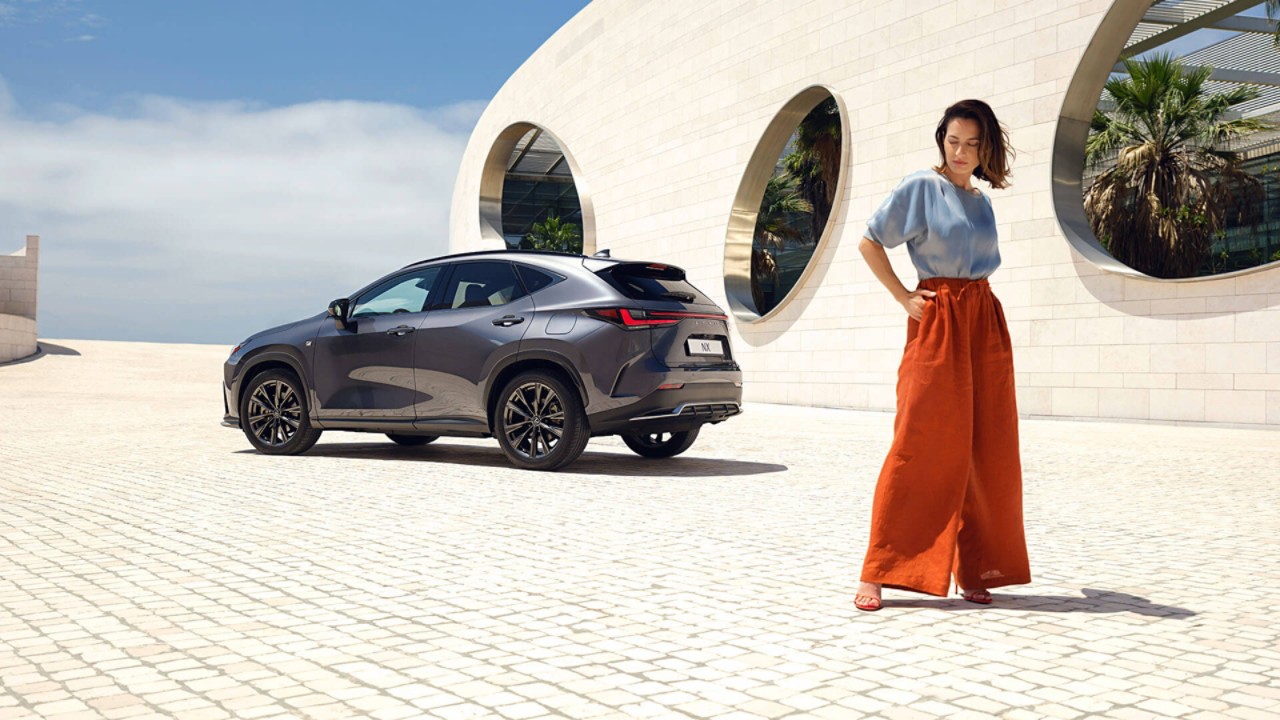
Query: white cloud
0 0 82 27
0 78 480 343
66 33 92 41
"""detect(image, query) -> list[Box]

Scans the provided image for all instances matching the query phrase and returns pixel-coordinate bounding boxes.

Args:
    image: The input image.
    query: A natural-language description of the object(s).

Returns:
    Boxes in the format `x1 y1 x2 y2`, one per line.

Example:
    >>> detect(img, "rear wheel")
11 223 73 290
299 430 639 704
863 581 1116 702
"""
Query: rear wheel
240 369 322 455
495 371 589 471
622 427 700 458
387 434 438 446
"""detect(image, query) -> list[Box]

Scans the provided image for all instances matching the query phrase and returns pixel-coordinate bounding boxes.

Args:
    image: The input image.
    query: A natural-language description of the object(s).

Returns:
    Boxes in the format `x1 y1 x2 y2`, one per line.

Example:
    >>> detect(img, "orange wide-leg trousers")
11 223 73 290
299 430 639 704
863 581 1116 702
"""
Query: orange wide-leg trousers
861 277 1030 597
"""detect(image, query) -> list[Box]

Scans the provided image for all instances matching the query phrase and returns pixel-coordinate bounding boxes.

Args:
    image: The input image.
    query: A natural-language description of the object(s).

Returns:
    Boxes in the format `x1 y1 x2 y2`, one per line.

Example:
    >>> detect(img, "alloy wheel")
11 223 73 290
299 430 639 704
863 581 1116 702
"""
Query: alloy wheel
503 381 565 460
621 426 699 459
630 431 675 448
246 379 303 448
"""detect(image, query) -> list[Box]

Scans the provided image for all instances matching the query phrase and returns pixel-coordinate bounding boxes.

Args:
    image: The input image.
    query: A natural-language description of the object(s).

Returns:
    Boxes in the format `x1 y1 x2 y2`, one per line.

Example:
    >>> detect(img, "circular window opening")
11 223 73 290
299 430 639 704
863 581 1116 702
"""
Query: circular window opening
1054 0 1280 281
724 87 847 321
479 123 593 254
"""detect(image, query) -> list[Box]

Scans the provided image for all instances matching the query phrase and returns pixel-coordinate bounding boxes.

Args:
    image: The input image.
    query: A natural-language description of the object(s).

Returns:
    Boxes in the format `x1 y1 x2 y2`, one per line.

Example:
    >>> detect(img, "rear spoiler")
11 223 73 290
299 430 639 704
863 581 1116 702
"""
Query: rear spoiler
584 259 687 280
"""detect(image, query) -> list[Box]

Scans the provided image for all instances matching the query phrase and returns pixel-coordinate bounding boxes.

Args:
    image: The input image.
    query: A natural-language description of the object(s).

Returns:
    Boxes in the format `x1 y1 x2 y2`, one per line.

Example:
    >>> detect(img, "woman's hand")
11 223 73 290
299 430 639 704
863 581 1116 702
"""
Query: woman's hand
858 238 936 321
899 289 937 321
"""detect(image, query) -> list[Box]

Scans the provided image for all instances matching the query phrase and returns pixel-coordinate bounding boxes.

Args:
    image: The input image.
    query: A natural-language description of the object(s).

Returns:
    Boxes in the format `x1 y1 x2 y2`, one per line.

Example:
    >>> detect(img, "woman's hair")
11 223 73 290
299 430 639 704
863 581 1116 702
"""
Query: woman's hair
933 99 1014 189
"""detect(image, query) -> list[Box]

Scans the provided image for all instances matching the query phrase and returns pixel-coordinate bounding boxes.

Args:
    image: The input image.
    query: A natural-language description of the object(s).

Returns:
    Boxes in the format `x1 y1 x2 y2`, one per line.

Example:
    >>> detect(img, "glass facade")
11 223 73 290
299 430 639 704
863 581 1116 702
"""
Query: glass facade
1214 149 1280 271
750 97 841 315
1082 1 1280 279
501 128 583 253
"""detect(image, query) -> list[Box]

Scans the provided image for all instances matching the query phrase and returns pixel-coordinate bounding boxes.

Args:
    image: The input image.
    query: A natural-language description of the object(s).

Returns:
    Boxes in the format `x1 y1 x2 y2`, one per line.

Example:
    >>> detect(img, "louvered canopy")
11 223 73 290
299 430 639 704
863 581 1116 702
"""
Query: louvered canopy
501 128 582 247
1103 0 1280 159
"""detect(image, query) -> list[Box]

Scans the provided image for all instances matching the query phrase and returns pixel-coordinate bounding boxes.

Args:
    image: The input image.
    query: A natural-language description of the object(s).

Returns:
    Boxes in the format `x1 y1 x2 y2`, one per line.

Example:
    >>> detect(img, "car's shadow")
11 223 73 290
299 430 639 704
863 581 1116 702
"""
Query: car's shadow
240 441 788 477
886 588 1195 618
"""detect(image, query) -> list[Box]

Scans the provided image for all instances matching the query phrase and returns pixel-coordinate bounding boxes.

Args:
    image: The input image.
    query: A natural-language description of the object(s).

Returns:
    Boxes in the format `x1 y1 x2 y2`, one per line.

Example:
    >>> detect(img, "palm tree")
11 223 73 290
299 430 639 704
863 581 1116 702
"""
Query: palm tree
782 98 842 243
523 214 582 254
1084 54 1267 278
1269 1 1279 46
752 172 813 313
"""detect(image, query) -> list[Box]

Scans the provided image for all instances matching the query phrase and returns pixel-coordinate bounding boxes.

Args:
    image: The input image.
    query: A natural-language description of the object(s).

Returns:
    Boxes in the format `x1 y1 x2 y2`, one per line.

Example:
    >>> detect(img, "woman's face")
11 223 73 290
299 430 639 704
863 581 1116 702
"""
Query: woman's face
943 117 982 179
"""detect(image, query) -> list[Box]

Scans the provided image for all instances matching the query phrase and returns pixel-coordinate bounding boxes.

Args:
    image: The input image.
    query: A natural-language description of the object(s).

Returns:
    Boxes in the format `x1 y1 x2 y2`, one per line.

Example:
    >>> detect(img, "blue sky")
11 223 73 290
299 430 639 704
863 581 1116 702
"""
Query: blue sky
0 0 589 343
1 2 1272 345
0 2 588 118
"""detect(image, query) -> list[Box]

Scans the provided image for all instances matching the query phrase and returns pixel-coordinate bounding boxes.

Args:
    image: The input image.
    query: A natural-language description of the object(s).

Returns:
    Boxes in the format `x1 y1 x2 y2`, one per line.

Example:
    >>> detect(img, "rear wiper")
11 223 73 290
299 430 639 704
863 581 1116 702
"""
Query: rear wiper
661 291 695 302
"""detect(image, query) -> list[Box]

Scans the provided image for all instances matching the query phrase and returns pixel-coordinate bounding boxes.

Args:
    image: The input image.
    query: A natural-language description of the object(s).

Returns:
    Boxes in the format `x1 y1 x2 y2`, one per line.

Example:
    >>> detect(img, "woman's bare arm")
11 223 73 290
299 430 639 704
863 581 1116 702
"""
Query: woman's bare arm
858 237 935 320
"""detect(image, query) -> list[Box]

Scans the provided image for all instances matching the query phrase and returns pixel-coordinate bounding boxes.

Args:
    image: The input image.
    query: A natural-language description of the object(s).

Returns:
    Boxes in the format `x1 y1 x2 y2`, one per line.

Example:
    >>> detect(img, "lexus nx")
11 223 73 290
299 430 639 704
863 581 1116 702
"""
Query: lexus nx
222 250 743 470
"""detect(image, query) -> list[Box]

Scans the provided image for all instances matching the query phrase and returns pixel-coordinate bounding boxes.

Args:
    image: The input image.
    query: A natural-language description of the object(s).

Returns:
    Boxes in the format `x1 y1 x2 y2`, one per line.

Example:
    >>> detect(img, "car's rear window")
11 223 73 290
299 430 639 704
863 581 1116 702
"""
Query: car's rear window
597 263 714 305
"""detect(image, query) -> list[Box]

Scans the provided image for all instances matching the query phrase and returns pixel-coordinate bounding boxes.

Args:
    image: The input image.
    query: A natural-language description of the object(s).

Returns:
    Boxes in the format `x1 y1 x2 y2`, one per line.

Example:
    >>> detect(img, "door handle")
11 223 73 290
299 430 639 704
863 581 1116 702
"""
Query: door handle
492 315 525 327
386 325 415 336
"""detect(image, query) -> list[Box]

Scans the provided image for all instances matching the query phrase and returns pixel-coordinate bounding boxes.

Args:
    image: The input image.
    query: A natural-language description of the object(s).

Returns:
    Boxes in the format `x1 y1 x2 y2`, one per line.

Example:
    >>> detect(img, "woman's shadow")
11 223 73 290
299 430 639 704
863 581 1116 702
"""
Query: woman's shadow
890 588 1195 618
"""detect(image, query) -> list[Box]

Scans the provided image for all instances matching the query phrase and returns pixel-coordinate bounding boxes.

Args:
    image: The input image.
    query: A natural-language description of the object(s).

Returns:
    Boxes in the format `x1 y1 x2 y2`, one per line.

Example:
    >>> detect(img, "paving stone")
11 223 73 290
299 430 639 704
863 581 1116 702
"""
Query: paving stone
0 339 1278 719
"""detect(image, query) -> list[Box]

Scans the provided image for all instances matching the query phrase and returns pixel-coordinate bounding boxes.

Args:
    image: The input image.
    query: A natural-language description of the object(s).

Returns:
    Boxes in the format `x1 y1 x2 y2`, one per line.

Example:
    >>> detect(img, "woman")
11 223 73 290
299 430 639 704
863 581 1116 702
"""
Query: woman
855 99 1030 611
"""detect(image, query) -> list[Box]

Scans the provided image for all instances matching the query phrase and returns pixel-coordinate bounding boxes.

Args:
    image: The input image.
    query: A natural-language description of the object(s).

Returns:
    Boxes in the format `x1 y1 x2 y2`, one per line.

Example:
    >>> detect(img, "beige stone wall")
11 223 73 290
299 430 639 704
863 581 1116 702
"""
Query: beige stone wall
449 0 1280 426
0 235 40 362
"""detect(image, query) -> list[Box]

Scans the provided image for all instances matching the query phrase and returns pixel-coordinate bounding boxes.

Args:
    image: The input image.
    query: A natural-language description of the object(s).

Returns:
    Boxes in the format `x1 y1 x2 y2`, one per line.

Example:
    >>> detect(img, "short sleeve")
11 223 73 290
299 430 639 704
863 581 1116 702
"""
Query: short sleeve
866 174 931 249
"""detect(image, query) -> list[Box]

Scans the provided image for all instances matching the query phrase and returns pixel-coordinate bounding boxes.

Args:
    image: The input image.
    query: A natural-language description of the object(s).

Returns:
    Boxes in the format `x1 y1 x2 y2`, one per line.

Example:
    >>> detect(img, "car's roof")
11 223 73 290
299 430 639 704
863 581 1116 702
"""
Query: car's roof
400 249 631 272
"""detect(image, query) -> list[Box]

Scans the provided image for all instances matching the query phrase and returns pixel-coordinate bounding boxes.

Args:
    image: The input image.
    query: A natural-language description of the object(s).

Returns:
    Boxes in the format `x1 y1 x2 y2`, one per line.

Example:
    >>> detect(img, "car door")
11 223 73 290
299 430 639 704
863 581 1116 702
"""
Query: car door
412 261 534 433
311 265 444 426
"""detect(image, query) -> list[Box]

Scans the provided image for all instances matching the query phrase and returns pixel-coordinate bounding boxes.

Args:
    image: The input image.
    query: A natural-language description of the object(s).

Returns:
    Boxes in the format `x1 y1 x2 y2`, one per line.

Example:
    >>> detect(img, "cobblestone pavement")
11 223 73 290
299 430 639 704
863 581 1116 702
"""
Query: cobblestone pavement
1 339 1278 720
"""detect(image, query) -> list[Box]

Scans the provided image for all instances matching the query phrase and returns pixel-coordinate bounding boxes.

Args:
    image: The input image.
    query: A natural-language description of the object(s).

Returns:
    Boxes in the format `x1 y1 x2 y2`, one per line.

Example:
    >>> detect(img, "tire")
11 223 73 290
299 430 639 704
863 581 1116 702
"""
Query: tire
387 433 438 446
495 370 589 471
240 369 322 455
622 427 700 459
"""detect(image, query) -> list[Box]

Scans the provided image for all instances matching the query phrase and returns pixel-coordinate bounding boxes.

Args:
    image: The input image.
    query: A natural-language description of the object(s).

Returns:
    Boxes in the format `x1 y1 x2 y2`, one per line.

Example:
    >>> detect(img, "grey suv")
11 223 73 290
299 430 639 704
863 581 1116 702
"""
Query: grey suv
222 250 743 470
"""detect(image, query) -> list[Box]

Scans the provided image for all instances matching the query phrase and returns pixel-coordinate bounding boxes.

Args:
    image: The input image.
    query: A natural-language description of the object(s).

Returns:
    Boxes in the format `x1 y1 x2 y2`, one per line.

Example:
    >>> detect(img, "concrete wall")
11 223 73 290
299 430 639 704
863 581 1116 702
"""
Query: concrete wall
0 235 40 363
449 0 1280 427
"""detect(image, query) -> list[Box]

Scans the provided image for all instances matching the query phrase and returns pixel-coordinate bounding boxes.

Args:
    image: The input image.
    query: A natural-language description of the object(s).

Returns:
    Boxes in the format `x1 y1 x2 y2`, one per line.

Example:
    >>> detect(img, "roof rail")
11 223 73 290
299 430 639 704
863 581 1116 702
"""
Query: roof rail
399 248 590 270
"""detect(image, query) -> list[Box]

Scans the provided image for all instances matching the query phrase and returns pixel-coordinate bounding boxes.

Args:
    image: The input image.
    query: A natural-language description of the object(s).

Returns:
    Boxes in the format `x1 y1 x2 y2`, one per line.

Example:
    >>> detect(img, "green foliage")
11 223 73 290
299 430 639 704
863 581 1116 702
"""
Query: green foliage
755 172 813 247
1083 54 1268 278
781 97 842 246
750 97 842 315
751 172 813 315
523 215 582 254
1270 1 1280 47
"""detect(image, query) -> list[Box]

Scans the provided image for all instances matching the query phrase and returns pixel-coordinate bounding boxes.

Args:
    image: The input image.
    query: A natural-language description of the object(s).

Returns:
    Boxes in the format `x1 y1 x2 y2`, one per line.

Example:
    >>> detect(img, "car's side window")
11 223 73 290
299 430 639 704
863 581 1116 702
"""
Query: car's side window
438 262 527 310
514 264 562 294
350 266 442 318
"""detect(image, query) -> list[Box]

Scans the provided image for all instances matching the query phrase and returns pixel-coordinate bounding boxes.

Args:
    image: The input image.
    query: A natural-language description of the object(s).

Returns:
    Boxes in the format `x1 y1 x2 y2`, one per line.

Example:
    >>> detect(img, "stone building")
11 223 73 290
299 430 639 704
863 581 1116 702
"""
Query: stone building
0 235 39 363
450 0 1280 426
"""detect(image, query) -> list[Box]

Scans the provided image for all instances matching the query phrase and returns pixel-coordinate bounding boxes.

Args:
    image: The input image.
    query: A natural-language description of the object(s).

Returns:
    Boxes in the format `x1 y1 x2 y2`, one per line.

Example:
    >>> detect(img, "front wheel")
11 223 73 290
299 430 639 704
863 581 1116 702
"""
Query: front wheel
621 427 700 458
240 369 322 455
495 371 589 471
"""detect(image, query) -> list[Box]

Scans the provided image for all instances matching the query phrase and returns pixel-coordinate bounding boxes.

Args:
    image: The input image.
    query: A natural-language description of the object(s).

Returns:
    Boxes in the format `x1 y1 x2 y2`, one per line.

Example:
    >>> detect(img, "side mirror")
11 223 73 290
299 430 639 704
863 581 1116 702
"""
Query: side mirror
327 298 352 330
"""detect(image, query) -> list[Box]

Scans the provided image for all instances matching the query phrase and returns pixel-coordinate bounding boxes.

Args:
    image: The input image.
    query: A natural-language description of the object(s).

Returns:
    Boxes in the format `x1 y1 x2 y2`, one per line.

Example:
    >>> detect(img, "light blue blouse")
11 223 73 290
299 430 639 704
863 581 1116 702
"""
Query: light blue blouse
865 169 1000 280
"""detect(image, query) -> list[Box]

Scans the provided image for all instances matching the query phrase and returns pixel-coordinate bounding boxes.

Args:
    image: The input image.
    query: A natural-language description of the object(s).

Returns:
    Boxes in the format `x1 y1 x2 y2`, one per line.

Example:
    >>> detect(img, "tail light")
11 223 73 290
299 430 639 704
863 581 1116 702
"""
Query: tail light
586 308 727 329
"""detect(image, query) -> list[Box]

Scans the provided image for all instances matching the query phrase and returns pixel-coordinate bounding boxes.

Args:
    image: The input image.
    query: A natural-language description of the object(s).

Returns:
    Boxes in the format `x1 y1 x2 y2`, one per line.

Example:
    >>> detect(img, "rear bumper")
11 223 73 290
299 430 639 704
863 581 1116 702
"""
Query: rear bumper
628 401 741 424
587 374 743 435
